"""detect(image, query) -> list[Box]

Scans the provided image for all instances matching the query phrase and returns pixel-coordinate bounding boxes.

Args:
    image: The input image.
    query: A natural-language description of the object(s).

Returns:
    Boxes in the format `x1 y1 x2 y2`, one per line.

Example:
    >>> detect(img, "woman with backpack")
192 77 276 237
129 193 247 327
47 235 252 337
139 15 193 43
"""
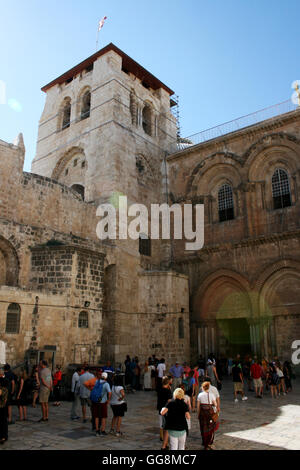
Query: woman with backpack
110 375 126 437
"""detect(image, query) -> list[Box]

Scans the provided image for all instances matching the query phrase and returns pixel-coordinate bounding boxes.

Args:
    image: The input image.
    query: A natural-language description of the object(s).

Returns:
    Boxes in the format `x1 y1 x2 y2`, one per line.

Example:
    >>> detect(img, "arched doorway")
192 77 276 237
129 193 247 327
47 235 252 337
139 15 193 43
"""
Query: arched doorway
194 271 252 358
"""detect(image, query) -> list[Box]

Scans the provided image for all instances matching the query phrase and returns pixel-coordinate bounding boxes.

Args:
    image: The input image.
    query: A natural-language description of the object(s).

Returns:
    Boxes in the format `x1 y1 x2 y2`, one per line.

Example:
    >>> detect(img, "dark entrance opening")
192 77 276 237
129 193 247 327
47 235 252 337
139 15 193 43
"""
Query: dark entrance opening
218 318 251 357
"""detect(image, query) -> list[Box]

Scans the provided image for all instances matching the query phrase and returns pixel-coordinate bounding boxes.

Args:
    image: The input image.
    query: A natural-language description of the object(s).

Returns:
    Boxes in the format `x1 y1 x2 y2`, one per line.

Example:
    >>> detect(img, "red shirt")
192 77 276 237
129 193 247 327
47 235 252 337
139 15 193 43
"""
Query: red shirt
53 370 62 386
250 363 262 379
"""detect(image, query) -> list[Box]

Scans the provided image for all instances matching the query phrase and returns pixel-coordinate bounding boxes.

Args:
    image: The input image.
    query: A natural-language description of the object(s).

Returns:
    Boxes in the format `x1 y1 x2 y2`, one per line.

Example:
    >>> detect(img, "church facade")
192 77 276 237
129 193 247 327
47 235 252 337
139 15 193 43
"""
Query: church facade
0 43 299 369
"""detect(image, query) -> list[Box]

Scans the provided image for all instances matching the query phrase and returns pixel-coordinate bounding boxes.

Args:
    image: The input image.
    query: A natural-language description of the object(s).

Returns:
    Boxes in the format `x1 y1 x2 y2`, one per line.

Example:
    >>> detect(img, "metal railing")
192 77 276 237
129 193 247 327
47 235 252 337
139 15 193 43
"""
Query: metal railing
172 99 299 153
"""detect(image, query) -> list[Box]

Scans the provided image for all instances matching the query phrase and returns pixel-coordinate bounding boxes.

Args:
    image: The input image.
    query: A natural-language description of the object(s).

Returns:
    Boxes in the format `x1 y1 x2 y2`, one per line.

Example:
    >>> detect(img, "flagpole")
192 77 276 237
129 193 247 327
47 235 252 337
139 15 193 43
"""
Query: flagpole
96 26 99 51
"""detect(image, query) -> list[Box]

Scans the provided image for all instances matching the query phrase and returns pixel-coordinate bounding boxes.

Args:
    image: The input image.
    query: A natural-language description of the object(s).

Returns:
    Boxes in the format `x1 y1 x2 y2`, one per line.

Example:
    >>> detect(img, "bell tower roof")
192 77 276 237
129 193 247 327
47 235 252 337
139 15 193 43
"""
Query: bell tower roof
41 42 174 96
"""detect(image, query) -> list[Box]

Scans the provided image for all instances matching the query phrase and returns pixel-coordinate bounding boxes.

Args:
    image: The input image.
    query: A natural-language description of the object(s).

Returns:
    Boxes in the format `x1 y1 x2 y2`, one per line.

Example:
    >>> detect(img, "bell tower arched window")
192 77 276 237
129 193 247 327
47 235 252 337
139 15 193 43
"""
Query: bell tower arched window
62 98 71 130
81 90 91 120
218 184 234 222
142 104 152 136
272 168 291 210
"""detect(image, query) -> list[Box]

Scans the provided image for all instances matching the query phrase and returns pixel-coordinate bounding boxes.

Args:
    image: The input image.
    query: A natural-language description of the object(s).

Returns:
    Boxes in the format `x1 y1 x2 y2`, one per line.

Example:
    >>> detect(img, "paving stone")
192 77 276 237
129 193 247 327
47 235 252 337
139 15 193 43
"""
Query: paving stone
2 378 300 450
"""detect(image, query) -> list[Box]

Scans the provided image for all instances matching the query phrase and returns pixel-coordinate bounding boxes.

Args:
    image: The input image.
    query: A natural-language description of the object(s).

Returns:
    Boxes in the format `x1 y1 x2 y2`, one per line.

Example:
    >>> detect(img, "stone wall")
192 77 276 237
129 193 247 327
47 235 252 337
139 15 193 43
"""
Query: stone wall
168 110 300 362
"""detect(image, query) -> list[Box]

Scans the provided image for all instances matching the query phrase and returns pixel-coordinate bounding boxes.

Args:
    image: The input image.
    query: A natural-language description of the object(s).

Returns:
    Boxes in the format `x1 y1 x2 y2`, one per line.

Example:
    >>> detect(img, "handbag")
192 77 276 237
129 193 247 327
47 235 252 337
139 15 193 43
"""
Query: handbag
217 381 222 391
208 393 219 423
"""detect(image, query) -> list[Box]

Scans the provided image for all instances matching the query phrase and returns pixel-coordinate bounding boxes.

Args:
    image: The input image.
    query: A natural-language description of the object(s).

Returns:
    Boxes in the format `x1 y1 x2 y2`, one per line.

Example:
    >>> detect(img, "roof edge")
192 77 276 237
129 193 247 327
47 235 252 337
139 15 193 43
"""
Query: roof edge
41 43 174 95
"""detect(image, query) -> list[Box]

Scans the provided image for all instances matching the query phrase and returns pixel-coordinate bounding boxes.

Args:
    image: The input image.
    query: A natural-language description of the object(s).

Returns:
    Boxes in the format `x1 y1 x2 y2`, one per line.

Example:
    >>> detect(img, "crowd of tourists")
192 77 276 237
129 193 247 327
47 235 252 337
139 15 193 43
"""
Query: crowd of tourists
152 353 294 450
0 353 295 448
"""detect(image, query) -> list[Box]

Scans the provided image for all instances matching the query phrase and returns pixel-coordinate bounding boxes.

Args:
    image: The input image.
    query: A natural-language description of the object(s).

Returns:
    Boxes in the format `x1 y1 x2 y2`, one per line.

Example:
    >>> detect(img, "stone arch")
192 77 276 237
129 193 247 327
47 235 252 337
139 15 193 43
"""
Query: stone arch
193 269 252 322
243 133 300 211
187 154 243 223
193 269 253 357
186 152 243 198
254 259 300 316
52 146 85 180
244 133 300 181
0 235 19 287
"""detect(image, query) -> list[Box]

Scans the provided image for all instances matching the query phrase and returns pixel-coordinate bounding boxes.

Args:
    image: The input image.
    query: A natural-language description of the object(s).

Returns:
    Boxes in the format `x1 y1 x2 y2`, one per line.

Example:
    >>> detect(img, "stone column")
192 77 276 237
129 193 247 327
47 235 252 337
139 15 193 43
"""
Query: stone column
248 318 260 355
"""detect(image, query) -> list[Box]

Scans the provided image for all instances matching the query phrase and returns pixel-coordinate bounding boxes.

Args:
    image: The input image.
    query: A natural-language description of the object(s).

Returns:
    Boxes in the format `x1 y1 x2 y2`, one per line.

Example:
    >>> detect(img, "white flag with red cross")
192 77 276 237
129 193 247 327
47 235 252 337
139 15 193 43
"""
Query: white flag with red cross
98 16 107 31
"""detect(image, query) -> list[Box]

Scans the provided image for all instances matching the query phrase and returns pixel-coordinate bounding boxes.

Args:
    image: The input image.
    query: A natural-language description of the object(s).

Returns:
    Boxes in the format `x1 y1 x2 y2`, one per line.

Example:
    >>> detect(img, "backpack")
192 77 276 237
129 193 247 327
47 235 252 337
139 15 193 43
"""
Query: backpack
90 380 104 403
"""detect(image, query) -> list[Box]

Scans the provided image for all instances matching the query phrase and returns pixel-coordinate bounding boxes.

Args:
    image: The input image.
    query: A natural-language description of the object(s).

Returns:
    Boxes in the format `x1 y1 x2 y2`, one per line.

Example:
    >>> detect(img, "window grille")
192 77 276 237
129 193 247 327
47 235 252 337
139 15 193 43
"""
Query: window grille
78 311 89 328
218 184 234 222
6 303 21 334
272 169 291 210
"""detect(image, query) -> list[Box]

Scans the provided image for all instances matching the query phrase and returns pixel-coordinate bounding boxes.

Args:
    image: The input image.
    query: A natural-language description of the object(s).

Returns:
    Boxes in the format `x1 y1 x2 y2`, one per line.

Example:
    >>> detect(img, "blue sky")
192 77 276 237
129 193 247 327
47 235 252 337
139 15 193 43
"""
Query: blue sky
0 0 299 171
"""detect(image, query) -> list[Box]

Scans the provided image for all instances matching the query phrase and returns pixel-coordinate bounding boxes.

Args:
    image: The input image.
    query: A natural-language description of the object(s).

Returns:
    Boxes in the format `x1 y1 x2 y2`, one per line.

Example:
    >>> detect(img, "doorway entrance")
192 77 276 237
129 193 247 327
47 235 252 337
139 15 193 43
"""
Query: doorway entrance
218 318 251 357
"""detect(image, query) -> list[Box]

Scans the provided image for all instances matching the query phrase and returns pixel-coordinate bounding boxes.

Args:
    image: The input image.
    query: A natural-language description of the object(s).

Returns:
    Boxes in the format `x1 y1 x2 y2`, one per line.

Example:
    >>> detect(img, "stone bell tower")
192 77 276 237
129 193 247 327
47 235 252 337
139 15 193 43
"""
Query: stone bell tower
31 44 190 365
32 43 177 208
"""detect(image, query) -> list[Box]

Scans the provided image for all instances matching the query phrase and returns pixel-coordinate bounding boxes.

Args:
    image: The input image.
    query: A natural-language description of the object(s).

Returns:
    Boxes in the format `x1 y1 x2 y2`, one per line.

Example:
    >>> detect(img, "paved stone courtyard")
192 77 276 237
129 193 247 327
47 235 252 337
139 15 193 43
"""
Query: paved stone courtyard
2 378 300 450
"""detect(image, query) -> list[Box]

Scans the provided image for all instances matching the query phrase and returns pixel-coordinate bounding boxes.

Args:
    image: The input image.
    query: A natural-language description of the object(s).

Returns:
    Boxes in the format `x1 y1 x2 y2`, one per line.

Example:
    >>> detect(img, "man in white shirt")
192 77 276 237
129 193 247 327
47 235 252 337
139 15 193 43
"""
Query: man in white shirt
199 377 220 413
70 366 83 420
156 359 166 390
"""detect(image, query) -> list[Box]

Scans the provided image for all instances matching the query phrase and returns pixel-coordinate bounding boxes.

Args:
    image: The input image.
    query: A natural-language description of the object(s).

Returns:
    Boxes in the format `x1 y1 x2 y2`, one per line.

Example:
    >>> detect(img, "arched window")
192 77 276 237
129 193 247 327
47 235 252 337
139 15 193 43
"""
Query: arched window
81 90 91 120
78 311 89 328
139 234 151 257
142 104 152 136
62 98 71 130
71 184 85 200
272 168 291 210
6 303 21 334
218 184 234 222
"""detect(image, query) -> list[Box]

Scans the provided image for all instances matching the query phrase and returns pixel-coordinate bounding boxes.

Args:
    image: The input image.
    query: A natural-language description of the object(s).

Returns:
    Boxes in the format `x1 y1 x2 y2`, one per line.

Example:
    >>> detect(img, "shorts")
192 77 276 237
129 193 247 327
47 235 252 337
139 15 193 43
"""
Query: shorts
80 397 91 407
234 382 244 393
111 404 125 417
91 402 101 419
99 402 108 419
39 387 50 403
253 378 263 388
